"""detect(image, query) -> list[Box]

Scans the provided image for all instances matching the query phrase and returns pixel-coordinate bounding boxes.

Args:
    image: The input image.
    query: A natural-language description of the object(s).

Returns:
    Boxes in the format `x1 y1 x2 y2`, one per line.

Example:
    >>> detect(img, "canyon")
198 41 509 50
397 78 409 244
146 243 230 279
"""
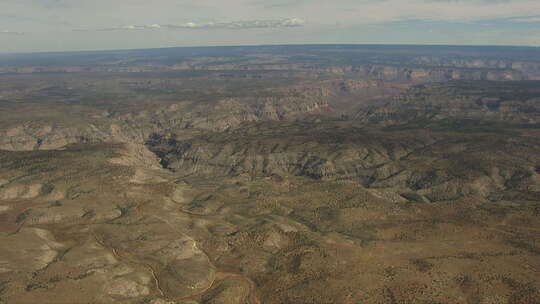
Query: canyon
0 45 539 303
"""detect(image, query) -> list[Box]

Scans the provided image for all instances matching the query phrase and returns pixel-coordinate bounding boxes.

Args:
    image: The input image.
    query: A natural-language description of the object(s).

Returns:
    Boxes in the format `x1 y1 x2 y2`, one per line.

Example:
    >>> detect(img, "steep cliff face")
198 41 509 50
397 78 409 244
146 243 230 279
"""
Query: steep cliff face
2 80 539 152
357 81 540 125
2 46 540 304
316 65 525 82
0 85 334 151
1 60 532 81
411 57 540 79
146 121 540 202
2 139 539 304
146 122 432 179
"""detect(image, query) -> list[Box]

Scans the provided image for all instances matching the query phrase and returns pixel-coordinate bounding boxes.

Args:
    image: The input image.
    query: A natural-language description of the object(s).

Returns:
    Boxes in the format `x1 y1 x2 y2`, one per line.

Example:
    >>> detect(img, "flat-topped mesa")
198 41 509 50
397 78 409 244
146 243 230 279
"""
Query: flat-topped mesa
0 63 526 82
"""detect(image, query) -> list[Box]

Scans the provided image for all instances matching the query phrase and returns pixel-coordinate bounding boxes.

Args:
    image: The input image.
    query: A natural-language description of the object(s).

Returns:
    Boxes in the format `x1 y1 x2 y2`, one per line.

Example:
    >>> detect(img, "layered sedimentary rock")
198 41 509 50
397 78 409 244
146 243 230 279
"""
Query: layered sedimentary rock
357 81 540 125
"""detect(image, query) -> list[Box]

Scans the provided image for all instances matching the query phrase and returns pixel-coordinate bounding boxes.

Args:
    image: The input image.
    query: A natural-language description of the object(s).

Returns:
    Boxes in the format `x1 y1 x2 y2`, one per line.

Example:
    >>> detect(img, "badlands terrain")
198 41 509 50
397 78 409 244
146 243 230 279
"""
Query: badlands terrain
0 45 539 303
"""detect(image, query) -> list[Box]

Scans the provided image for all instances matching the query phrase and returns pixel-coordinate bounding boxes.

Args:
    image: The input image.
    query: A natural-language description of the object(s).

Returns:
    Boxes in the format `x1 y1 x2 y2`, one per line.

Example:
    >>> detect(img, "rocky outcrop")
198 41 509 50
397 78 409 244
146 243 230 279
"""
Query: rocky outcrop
0 142 220 303
0 85 333 151
3 45 540 304
0 57 532 81
147 121 540 202
357 81 540 125
317 65 525 82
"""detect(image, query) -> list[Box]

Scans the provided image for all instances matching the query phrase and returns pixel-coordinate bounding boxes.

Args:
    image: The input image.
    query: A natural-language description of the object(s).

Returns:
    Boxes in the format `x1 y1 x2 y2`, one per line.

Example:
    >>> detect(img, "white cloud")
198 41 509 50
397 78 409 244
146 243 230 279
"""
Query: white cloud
2 0 539 31
2 0 540 51
120 24 157 30
290 0 540 24
0 29 24 35
165 18 305 29
74 24 163 32
75 18 305 32
511 16 540 22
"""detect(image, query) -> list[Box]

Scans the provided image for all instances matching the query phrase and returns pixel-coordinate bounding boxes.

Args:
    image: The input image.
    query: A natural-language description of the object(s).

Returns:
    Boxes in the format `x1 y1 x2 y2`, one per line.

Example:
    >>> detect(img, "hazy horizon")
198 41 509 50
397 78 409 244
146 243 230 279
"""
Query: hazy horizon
1 42 539 56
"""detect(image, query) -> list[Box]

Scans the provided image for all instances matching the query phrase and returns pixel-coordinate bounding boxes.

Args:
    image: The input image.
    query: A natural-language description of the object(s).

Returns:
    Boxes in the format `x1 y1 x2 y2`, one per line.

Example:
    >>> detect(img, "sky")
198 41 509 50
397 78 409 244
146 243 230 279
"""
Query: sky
1 0 540 53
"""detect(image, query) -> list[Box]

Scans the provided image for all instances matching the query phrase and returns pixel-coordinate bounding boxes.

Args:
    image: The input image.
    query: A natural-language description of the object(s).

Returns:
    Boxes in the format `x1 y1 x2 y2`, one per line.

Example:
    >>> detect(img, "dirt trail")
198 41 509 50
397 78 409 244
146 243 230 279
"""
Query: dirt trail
151 215 261 303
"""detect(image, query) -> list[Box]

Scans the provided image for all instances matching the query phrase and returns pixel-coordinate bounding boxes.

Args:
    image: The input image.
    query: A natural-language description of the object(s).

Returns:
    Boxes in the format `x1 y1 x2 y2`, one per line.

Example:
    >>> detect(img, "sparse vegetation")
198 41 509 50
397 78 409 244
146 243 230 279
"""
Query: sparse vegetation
0 45 539 304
